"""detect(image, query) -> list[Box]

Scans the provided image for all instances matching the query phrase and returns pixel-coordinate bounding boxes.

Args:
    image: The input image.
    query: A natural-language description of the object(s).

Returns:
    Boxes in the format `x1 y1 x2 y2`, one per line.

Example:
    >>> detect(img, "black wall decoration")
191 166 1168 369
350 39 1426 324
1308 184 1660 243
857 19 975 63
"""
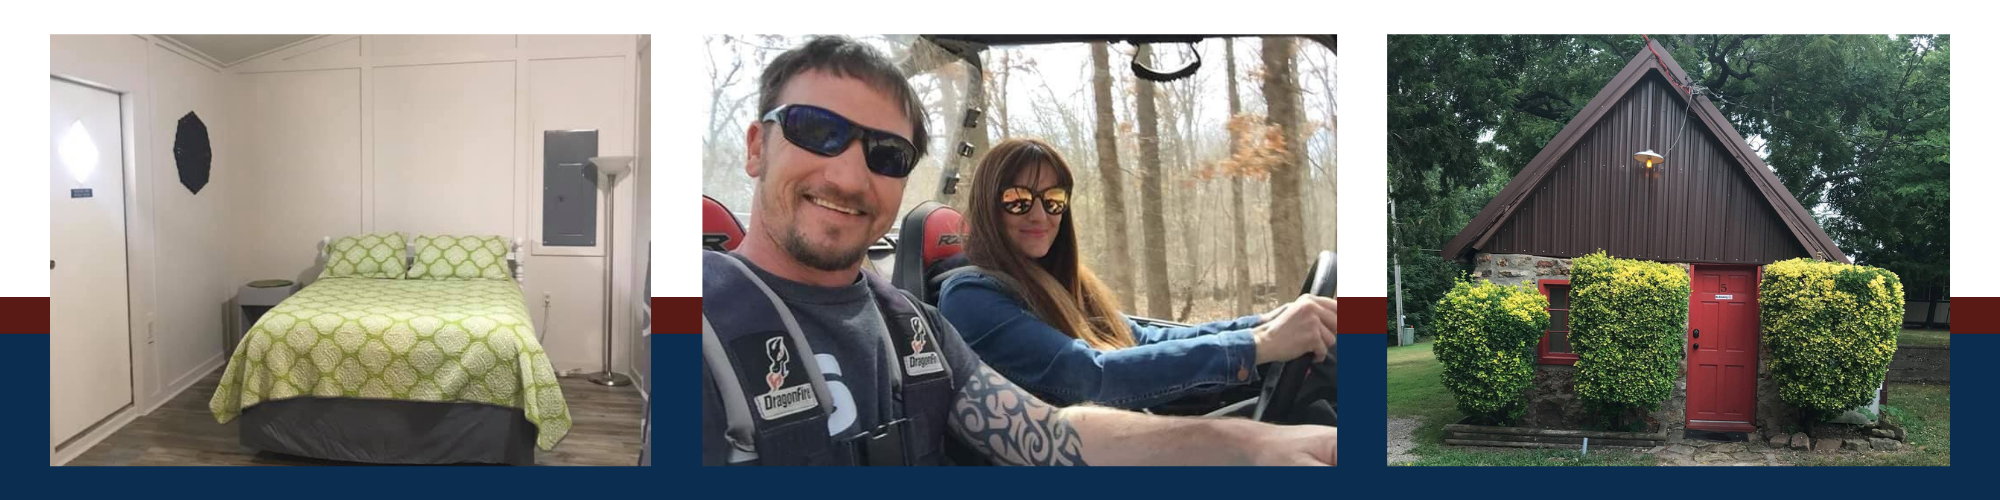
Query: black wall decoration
174 111 211 194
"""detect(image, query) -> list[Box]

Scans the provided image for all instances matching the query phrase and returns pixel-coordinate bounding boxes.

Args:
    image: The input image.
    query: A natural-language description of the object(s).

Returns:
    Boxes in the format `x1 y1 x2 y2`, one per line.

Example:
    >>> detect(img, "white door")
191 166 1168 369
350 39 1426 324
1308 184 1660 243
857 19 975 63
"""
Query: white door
49 77 133 449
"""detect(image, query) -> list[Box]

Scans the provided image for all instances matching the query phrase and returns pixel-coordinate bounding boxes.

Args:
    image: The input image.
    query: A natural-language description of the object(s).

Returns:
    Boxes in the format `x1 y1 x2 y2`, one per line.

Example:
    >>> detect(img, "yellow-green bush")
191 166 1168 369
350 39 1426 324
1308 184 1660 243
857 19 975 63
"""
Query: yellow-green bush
1570 252 1689 418
1762 258 1902 417
1433 278 1549 424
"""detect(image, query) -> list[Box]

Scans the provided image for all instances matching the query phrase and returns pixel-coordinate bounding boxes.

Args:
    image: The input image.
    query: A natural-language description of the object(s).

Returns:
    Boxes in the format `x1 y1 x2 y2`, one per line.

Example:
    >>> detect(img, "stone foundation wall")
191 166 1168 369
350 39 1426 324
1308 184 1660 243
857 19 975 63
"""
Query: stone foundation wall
1659 374 1689 435
1520 362 1687 434
1473 252 1695 288
1756 340 1802 434
1520 365 1583 428
1472 253 1573 289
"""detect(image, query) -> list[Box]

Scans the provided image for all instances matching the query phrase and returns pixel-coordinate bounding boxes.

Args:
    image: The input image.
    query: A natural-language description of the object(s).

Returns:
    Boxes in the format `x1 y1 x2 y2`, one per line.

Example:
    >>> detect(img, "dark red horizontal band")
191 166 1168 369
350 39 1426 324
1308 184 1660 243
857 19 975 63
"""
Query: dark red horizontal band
0 297 50 334
1337 296 1386 334
1951 297 1998 333
654 297 701 334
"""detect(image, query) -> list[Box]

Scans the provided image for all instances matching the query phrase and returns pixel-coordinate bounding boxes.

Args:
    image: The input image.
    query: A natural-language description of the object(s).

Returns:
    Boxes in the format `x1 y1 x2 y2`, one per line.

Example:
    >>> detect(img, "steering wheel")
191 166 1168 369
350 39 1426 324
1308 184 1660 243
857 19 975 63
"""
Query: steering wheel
1251 251 1337 426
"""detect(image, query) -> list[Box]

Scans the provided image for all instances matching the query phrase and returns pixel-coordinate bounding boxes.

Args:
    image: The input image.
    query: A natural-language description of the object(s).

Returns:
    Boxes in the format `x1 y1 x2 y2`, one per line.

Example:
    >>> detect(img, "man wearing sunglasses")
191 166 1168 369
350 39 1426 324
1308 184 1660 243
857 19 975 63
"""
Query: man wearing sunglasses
702 36 1336 466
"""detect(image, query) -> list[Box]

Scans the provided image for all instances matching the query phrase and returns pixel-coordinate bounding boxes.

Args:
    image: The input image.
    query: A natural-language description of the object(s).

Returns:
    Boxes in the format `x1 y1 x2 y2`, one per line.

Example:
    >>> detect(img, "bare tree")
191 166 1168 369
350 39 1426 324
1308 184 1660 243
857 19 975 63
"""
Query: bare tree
702 36 759 208
1089 42 1136 311
1225 38 1255 312
989 49 1014 140
1298 46 1338 254
1158 65 1206 321
1134 44 1172 318
1261 37 1308 290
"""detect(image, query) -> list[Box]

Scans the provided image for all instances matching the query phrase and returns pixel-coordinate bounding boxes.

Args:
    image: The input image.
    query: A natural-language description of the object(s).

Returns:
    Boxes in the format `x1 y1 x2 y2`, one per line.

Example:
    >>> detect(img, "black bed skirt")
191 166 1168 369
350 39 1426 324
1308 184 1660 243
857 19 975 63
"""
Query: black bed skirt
239 397 537 465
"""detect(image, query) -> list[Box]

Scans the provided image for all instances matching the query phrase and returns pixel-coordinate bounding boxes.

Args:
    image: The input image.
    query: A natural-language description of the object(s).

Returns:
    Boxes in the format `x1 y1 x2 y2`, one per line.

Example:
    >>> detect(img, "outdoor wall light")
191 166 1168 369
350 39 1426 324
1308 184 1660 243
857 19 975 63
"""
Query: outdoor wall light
1632 149 1664 169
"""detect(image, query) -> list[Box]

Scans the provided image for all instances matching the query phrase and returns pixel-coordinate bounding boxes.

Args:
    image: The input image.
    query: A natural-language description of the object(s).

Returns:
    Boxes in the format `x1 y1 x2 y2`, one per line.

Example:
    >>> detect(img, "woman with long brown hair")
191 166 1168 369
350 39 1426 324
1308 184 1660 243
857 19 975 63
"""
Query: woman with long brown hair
937 138 1336 409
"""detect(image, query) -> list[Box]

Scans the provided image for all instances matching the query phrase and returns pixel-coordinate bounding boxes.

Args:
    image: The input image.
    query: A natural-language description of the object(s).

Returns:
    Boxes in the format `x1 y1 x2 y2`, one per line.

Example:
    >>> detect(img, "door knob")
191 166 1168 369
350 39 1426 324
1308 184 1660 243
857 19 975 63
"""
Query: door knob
1692 329 1700 339
1691 343 1700 351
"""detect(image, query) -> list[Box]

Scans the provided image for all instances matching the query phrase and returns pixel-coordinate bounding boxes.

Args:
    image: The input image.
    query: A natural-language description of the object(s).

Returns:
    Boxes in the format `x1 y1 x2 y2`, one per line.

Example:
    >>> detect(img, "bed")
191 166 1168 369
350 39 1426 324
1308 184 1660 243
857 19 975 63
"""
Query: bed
209 237 569 465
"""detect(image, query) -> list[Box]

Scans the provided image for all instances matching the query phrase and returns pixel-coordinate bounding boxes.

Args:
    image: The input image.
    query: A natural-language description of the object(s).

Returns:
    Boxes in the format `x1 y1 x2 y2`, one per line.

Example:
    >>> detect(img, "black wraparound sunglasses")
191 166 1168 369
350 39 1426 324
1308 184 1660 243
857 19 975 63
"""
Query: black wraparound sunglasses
760 104 920 178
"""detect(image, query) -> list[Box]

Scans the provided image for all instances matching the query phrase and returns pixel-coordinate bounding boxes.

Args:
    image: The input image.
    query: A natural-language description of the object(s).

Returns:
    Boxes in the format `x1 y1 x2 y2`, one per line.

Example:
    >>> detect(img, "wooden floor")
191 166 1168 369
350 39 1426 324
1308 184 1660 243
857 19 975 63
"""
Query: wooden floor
66 366 646 466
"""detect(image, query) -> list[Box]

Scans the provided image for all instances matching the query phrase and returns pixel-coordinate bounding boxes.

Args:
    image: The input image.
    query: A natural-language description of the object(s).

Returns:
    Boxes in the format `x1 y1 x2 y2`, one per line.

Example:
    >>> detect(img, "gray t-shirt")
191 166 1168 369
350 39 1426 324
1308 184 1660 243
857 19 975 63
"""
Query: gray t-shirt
701 253 980 465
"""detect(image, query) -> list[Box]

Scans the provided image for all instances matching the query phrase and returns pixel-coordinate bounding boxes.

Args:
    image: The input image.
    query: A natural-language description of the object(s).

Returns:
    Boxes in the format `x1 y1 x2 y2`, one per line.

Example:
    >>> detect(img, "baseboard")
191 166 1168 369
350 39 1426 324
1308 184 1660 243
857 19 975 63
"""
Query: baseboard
51 405 139 466
145 352 226 416
553 358 600 377
54 352 226 466
634 372 649 403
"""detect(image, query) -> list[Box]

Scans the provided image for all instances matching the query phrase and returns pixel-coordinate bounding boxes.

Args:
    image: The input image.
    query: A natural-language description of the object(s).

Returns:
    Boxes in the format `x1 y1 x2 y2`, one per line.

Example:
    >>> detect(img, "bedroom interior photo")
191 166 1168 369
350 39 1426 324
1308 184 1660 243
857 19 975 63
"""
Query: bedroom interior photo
48 34 653 466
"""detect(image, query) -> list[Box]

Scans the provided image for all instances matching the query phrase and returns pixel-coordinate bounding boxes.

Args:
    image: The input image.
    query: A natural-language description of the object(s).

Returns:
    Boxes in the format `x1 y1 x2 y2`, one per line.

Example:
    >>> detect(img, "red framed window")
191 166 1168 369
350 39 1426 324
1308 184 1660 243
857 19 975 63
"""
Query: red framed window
1537 279 1577 365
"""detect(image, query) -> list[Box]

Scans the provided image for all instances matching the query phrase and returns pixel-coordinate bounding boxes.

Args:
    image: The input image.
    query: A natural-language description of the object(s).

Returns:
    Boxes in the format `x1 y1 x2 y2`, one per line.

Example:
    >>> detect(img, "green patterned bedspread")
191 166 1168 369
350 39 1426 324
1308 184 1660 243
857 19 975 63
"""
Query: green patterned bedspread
210 277 570 450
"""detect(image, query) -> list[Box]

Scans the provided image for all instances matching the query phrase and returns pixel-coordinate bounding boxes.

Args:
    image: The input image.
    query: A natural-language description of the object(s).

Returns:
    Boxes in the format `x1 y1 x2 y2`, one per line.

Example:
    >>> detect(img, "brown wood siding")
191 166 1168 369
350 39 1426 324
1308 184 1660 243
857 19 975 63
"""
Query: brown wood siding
1443 39 1847 265
1480 75 1808 264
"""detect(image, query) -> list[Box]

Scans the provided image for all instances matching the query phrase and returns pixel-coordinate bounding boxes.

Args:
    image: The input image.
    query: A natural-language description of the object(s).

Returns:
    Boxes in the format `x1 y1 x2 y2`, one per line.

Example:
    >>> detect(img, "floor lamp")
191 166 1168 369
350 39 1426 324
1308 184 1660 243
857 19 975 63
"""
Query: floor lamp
589 155 634 387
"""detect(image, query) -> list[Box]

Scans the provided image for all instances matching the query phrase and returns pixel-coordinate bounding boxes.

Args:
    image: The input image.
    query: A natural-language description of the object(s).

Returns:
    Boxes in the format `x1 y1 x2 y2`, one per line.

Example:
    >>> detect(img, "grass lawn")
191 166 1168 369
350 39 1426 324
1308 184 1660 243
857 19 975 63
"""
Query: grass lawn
1791 382 1951 466
1385 341 1454 418
1898 328 1950 347
1386 341 1656 466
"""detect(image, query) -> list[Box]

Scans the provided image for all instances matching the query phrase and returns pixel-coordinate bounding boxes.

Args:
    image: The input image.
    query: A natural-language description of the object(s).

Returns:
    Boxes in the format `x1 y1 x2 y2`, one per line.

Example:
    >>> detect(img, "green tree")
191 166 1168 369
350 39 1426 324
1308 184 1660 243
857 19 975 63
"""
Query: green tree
1676 35 1951 291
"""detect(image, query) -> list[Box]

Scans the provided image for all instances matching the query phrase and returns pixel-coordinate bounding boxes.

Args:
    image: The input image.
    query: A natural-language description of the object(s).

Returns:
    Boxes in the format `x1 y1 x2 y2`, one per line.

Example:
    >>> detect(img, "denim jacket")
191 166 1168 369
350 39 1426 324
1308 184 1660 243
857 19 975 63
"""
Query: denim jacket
936 268 1263 409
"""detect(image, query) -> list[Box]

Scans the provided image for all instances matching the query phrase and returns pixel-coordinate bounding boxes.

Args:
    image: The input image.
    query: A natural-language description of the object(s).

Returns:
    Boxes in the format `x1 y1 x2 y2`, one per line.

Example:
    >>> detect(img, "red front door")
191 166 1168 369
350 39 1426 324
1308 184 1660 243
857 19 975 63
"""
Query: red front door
1686 265 1759 432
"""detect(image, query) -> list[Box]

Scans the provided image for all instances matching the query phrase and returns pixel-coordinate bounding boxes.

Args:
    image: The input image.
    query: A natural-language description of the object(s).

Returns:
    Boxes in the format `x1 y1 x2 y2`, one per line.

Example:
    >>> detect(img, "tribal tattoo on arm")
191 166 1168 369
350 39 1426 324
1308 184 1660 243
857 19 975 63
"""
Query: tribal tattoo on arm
948 364 1087 466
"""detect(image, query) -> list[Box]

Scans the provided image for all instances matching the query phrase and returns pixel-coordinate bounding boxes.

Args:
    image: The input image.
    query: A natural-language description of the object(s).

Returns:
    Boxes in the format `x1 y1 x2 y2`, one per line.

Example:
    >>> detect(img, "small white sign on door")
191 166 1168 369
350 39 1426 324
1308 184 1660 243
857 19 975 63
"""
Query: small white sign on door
1715 294 1733 300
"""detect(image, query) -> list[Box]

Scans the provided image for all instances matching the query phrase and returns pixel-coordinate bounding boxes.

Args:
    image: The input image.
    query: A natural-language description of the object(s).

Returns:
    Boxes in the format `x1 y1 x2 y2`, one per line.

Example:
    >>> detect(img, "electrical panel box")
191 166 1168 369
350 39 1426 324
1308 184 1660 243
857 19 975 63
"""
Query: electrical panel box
543 130 599 247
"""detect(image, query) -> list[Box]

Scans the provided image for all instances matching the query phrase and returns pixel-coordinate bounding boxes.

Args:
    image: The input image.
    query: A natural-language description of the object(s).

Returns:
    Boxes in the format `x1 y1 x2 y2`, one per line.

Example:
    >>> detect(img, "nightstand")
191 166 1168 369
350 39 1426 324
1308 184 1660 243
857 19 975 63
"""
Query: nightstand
232 279 297 355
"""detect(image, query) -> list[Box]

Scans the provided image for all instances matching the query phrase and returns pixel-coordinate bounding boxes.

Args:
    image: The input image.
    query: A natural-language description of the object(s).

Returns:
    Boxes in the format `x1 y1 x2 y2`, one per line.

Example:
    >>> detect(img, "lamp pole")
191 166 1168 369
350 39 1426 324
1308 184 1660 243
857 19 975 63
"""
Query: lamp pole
589 156 635 387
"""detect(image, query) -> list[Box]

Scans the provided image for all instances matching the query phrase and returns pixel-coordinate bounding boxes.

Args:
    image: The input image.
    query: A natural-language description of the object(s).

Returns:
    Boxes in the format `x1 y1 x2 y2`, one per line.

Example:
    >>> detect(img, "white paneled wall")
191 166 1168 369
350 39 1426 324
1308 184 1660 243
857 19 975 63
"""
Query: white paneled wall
226 35 643 374
631 35 651 395
147 43 232 395
372 61 517 237
524 35 632 54
230 69 363 286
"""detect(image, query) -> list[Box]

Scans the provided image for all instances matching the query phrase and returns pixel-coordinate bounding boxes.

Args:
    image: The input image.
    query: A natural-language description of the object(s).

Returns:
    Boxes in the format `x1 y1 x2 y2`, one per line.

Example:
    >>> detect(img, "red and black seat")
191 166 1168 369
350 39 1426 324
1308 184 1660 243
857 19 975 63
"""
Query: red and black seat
703 195 746 251
892 201 968 305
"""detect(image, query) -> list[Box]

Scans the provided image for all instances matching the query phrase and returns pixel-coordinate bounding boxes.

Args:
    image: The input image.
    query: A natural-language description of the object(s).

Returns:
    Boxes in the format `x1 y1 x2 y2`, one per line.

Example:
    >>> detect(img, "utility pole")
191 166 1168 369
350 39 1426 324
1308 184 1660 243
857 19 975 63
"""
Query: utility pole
1391 197 1406 346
